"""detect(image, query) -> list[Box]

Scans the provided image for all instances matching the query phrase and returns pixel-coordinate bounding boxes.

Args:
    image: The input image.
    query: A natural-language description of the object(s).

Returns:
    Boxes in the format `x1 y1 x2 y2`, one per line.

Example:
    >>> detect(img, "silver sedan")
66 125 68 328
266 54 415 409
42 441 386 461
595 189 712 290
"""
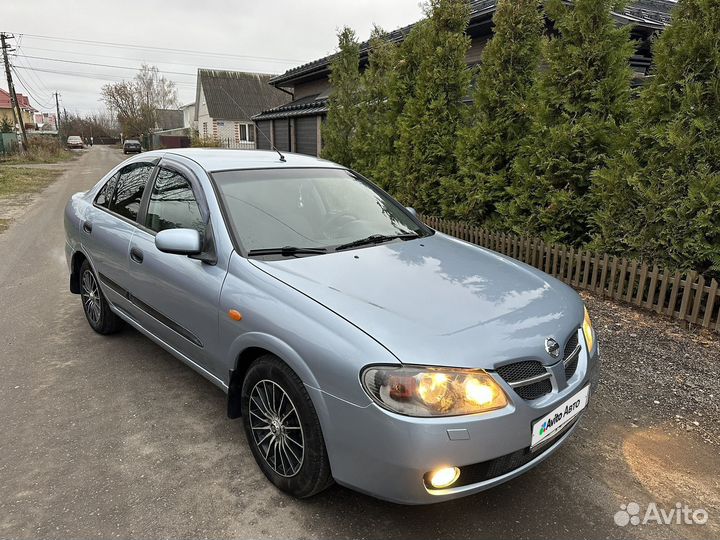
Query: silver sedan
64 149 600 504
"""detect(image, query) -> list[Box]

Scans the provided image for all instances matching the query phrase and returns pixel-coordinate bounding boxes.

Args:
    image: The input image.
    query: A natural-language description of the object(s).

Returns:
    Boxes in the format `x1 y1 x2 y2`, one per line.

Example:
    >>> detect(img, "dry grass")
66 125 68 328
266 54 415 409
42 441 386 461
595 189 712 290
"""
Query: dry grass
1 137 75 164
0 166 63 198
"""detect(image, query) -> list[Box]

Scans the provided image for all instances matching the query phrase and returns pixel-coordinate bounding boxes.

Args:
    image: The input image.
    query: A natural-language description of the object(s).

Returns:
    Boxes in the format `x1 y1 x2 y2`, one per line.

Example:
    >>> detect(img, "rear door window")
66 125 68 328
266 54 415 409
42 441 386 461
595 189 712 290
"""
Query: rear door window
109 162 155 221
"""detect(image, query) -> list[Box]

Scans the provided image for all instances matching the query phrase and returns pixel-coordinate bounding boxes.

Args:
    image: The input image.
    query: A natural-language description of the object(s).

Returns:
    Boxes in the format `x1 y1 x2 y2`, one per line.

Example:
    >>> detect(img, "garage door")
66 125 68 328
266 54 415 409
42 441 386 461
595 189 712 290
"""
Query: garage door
255 121 271 150
273 119 290 152
295 116 318 156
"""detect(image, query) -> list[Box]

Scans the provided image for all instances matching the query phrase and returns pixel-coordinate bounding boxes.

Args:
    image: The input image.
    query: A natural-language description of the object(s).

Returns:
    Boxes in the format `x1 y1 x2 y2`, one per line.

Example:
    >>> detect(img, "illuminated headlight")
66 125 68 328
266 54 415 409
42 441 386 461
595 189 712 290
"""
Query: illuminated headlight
361 365 509 417
582 306 595 352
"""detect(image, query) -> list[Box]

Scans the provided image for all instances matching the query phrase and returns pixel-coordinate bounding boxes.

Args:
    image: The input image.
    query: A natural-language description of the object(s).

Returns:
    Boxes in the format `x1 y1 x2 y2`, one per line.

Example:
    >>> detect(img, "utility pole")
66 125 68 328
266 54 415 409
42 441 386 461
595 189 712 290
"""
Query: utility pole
1 32 28 149
53 92 61 135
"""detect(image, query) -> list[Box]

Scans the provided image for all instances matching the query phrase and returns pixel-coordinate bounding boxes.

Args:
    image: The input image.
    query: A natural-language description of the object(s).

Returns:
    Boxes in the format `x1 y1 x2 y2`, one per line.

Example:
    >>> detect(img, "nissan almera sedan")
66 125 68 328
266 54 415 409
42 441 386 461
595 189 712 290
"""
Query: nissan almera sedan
64 148 599 504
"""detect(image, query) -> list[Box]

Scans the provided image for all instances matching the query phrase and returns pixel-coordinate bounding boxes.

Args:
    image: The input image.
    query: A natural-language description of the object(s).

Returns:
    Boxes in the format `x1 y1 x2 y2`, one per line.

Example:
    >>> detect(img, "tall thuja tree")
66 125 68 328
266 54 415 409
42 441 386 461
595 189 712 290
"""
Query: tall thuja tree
321 27 361 167
502 0 634 244
594 0 720 273
442 0 543 224
352 27 399 191
393 0 472 213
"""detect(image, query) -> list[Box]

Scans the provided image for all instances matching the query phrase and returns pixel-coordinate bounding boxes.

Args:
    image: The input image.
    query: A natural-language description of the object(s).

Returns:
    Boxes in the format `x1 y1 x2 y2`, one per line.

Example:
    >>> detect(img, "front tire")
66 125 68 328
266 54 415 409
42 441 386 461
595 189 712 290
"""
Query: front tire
241 355 333 498
79 260 122 334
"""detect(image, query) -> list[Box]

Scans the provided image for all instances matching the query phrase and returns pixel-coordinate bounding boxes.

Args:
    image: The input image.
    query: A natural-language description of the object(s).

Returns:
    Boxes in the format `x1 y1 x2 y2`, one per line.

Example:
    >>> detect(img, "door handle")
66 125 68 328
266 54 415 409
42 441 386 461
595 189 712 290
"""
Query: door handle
82 221 92 234
130 247 144 264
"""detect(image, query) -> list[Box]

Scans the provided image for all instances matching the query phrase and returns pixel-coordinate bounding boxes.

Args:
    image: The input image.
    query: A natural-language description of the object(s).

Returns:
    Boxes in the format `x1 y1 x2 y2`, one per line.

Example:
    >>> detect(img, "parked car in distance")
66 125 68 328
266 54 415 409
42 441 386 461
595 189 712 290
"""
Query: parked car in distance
67 135 84 149
123 139 142 154
63 149 599 505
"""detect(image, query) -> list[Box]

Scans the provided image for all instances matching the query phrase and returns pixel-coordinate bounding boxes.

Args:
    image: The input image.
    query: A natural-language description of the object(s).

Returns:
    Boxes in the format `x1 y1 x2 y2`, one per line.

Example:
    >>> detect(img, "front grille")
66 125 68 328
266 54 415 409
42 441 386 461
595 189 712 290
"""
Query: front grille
496 360 552 401
563 331 581 381
495 361 545 383
431 417 580 489
515 379 553 400
495 328 582 402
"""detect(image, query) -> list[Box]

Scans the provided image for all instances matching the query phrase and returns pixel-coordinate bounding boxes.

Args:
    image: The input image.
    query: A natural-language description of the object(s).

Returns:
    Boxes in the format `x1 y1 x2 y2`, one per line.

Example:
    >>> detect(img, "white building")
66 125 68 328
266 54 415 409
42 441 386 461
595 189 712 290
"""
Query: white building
194 69 290 148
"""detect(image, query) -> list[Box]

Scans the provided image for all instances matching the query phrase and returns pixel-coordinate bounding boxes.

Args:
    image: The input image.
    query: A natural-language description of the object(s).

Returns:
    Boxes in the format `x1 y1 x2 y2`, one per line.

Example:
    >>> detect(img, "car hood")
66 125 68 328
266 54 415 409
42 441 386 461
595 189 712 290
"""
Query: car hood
249 233 583 369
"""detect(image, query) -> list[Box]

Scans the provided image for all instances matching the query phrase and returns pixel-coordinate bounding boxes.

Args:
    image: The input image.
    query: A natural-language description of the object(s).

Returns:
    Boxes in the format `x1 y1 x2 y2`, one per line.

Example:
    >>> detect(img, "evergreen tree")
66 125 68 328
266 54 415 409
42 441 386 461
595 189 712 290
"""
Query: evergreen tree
442 0 543 225
501 0 634 244
594 0 720 273
351 27 399 191
321 27 361 167
393 0 472 213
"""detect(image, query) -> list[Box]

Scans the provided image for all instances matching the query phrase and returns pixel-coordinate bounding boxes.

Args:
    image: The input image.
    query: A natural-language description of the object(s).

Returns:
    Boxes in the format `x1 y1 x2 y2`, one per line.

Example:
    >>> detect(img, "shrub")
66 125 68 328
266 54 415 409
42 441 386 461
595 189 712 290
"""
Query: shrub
593 0 720 274
501 0 635 245
443 0 543 226
393 0 472 213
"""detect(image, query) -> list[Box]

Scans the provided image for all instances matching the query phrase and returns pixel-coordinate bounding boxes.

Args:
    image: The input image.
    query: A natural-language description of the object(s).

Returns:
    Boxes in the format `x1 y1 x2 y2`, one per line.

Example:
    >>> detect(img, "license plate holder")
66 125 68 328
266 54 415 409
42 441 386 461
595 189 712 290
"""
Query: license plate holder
531 385 590 449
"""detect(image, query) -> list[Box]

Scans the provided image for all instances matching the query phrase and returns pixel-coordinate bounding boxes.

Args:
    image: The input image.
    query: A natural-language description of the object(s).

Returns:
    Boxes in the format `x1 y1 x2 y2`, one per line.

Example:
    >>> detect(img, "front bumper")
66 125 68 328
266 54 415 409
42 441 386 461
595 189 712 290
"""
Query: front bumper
313 339 600 505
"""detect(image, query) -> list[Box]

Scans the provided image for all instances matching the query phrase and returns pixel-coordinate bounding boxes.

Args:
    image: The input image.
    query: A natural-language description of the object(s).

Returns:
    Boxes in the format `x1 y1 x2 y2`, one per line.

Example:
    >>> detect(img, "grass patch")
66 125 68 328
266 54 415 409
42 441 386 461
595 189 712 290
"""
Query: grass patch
0 166 64 198
0 218 10 233
0 137 75 164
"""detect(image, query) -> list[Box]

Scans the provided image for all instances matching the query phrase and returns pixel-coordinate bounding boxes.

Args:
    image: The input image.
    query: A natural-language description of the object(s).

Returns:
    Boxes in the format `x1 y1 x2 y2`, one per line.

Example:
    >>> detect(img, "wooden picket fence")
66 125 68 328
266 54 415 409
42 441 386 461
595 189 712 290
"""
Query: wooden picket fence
421 215 720 334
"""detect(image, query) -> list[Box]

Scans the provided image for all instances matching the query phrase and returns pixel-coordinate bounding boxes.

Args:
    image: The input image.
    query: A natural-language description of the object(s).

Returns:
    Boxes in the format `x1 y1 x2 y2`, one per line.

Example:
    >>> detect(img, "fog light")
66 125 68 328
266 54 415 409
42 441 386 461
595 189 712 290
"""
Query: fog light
428 466 460 489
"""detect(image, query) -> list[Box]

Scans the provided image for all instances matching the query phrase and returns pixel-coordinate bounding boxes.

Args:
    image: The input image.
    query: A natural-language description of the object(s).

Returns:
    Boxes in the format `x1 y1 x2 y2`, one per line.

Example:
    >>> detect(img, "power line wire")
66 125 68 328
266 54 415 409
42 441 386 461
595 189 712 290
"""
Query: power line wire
16 45 54 92
16 32 304 64
12 53 200 78
12 64 197 87
17 44 274 72
11 66 55 109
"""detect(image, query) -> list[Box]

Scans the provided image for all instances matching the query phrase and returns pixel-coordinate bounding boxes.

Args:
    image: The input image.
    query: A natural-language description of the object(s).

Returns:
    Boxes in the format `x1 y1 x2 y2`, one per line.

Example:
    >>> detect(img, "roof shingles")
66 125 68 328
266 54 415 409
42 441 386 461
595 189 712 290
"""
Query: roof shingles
268 0 676 87
197 69 291 122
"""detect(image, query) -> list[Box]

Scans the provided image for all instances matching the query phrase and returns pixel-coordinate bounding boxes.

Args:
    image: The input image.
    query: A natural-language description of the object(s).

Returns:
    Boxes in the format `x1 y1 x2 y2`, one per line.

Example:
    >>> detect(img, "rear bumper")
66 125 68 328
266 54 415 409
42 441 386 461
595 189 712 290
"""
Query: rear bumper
313 339 600 505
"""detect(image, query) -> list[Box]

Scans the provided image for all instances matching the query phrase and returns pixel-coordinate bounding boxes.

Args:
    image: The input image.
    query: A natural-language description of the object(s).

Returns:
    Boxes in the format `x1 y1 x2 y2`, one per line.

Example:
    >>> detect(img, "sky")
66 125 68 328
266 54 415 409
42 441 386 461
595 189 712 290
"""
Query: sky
4 0 425 115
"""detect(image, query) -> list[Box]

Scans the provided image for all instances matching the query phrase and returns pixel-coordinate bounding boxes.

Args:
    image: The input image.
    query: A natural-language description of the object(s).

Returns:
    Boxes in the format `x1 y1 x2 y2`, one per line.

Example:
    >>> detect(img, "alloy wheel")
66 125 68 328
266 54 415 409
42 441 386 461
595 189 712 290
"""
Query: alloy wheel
249 379 305 477
81 269 101 326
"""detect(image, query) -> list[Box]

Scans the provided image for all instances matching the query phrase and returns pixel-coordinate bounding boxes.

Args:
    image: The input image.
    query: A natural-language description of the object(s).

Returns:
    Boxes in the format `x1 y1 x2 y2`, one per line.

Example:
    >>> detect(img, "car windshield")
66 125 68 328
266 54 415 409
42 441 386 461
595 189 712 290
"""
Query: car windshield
212 168 429 254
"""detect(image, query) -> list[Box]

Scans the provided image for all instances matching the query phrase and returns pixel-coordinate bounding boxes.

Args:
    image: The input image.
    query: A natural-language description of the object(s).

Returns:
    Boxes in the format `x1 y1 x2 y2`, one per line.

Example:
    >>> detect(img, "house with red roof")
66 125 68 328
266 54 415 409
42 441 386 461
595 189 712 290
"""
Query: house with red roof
0 87 37 129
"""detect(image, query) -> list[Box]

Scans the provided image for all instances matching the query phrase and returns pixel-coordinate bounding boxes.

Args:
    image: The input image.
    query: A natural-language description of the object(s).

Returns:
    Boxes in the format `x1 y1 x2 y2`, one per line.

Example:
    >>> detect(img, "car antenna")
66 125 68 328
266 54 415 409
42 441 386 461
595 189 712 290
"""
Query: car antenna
219 87 286 162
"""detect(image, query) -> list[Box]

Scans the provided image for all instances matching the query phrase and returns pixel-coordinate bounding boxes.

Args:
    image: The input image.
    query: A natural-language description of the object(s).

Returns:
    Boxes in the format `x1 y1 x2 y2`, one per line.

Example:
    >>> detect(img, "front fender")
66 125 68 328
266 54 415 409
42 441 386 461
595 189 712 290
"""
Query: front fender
228 331 322 389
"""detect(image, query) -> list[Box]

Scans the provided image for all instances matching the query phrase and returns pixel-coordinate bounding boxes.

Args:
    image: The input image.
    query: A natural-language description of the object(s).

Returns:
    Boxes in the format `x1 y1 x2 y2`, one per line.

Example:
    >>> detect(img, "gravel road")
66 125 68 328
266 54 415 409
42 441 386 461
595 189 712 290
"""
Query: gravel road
0 146 717 539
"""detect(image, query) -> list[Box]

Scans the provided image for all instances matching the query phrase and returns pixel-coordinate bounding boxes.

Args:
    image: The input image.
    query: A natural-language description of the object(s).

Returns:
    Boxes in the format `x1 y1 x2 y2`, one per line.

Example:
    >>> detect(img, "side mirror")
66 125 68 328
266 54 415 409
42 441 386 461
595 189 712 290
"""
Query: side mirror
406 207 418 218
155 228 202 256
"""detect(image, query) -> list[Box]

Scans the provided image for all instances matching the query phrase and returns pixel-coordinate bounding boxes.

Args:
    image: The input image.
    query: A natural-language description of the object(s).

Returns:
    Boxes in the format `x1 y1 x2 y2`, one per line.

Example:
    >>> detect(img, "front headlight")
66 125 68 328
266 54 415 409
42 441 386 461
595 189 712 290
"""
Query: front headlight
582 306 595 352
361 366 509 417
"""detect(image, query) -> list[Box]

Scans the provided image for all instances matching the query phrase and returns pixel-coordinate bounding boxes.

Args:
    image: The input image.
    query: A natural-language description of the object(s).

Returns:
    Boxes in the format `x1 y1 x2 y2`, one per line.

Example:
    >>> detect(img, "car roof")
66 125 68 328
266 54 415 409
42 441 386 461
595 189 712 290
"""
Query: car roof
143 148 340 172
124 139 140 143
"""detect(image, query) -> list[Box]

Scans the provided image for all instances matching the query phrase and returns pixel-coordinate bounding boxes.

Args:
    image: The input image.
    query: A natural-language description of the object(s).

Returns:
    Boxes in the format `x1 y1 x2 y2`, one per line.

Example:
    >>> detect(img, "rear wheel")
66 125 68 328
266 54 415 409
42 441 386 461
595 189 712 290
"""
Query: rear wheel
241 355 333 498
79 259 122 334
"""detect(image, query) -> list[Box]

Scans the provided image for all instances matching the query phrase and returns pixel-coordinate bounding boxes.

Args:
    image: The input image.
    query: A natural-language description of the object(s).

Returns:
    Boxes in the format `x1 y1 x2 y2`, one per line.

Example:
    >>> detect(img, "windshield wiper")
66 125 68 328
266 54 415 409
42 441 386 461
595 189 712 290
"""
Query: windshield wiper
334 233 420 252
247 246 328 257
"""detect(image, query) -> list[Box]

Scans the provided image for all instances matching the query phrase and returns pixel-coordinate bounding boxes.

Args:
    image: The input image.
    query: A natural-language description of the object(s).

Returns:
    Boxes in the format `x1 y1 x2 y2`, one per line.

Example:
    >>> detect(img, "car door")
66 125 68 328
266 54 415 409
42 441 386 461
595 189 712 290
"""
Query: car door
81 160 157 310
127 160 225 376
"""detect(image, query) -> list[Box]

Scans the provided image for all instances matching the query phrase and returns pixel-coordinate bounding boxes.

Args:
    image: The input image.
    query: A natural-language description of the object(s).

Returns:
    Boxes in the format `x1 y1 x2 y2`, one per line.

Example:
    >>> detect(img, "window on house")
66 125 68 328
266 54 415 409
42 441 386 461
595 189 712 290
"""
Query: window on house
236 124 255 142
